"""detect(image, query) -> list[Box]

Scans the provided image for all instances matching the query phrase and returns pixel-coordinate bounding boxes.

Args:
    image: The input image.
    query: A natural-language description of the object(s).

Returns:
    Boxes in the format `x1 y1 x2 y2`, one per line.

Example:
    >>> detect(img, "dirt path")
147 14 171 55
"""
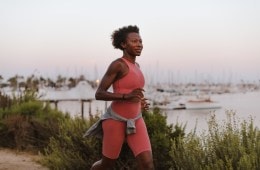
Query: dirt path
0 148 48 170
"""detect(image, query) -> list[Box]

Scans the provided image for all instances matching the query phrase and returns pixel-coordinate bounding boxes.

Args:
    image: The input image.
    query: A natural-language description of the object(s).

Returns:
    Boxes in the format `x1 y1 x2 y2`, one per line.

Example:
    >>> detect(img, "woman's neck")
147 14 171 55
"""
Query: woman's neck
122 55 136 64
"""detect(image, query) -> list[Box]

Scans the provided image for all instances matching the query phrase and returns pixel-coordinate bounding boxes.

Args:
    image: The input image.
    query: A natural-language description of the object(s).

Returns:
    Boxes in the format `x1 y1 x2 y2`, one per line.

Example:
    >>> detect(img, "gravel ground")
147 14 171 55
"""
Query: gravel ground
0 148 48 170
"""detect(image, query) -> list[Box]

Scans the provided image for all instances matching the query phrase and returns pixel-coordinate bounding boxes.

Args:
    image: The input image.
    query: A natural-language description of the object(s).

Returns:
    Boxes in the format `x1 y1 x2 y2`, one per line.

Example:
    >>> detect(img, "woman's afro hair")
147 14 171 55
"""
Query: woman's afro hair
111 25 139 50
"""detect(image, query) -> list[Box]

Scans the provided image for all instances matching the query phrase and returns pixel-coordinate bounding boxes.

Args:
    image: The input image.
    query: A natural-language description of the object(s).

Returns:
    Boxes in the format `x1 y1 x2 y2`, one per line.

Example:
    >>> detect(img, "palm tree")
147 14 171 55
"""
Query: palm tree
78 74 86 82
8 76 18 89
25 74 38 90
46 78 56 88
0 75 3 83
38 76 46 87
56 75 66 88
0 75 3 88
7 75 24 90
68 77 77 88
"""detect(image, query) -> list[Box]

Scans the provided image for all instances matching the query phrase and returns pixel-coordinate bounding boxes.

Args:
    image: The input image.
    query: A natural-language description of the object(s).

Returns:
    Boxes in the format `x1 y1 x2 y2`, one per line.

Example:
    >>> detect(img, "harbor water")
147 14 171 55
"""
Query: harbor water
165 91 260 134
51 90 260 134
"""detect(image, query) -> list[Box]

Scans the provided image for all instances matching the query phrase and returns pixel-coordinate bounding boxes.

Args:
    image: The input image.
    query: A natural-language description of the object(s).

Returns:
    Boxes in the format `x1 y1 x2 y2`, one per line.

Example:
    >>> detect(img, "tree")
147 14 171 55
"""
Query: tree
56 75 66 88
68 77 77 88
7 75 24 90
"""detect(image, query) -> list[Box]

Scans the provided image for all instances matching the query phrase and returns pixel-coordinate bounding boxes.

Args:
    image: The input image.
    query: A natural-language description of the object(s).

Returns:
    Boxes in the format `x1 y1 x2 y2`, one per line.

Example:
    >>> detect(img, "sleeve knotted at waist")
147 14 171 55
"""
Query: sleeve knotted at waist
109 107 142 135
83 107 142 138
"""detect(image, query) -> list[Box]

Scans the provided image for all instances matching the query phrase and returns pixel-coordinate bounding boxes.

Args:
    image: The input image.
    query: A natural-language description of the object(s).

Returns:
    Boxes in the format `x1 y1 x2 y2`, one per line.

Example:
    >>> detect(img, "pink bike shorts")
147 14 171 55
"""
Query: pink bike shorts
102 117 152 159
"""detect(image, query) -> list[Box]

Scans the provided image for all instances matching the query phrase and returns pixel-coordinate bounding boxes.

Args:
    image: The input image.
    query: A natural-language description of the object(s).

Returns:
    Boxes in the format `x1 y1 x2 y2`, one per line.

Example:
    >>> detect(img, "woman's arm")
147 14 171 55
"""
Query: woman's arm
95 59 124 101
95 59 145 102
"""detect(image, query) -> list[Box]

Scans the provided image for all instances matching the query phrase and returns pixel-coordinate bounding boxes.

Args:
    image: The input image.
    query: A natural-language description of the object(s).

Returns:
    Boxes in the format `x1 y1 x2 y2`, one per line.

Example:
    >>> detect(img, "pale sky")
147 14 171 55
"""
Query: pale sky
1 0 260 84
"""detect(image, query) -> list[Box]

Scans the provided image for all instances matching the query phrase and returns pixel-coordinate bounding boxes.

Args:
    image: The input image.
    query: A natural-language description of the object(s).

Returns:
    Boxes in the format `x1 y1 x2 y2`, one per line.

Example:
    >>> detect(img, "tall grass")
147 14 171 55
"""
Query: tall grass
42 108 184 169
171 111 260 170
1 91 259 169
0 90 67 151
42 117 102 169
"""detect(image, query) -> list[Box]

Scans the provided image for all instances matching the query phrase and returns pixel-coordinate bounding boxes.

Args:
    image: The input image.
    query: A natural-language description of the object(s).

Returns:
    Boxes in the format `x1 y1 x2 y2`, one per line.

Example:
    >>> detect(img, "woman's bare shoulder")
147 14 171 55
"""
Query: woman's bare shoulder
108 58 125 69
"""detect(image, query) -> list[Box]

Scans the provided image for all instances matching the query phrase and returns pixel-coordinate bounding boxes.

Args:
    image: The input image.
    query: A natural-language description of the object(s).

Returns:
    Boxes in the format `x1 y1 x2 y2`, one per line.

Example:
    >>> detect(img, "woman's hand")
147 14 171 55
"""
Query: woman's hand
141 98 150 112
124 88 144 102
123 88 150 111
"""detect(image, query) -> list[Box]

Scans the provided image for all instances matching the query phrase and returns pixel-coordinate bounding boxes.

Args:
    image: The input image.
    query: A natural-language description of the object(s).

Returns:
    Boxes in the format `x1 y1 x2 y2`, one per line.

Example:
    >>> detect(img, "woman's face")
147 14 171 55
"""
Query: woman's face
123 32 143 56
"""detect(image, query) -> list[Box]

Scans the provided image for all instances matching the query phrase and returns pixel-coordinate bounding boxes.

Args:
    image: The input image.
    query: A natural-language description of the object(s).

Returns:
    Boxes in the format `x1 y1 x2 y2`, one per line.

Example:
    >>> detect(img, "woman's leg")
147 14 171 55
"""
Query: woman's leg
127 118 154 169
91 155 116 170
136 151 154 170
91 119 125 169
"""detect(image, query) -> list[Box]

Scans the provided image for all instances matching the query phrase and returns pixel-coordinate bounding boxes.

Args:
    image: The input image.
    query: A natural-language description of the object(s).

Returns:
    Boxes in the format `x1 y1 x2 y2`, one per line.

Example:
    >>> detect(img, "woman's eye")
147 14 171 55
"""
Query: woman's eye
131 40 142 43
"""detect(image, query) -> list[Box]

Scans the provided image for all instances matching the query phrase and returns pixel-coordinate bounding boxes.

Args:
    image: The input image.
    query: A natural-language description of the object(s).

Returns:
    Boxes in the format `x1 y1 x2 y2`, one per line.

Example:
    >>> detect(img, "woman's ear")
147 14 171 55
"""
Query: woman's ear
120 42 126 49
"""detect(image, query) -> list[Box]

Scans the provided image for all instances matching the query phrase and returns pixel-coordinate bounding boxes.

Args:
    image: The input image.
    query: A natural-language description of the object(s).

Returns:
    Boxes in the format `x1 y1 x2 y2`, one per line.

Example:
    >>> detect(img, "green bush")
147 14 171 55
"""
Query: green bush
42 117 102 169
42 108 184 169
171 111 260 170
2 90 259 169
143 108 185 169
0 90 67 151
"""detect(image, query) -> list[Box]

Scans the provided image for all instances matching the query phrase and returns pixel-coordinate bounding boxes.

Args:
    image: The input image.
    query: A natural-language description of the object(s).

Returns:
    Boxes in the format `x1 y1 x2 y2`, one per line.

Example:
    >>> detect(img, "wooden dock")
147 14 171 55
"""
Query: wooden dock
40 99 94 119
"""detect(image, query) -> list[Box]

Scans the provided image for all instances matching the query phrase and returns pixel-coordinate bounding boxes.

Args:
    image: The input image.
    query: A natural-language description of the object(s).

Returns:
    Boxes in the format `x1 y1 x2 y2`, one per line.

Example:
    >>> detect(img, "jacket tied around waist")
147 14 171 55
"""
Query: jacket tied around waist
83 106 142 138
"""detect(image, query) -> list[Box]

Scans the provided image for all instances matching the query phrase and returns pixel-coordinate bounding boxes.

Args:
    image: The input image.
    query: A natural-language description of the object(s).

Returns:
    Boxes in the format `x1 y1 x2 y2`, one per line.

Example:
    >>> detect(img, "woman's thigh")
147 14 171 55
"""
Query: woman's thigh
102 119 126 159
127 118 152 157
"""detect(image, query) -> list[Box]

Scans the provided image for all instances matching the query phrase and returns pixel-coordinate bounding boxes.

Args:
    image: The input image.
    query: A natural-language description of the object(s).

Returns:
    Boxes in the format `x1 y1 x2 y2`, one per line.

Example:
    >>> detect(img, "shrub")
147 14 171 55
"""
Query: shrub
3 90 258 169
143 108 185 169
42 117 102 169
0 90 67 151
170 111 260 170
42 108 185 169
0 92 12 110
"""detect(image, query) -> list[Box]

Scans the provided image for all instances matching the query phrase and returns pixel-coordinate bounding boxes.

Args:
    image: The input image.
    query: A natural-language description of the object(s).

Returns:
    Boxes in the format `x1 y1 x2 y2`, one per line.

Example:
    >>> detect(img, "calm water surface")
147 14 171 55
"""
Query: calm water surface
52 91 260 134
165 91 260 134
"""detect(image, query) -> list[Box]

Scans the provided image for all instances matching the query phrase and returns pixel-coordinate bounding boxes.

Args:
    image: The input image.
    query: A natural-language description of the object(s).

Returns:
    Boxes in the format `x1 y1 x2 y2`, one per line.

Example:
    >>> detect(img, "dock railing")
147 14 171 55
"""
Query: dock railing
40 99 94 119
